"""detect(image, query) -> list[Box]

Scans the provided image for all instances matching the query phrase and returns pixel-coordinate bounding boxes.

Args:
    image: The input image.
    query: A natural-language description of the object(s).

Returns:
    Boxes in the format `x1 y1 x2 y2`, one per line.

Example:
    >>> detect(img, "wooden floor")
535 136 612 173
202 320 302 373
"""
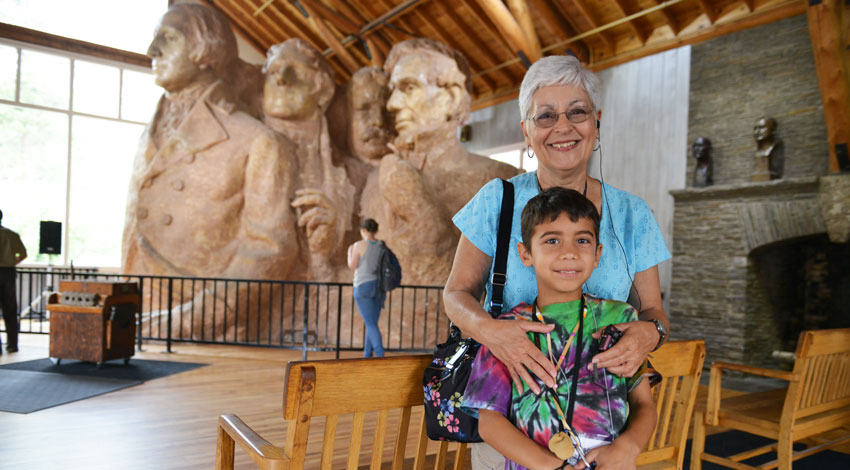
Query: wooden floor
2 335 847 470
0 334 381 470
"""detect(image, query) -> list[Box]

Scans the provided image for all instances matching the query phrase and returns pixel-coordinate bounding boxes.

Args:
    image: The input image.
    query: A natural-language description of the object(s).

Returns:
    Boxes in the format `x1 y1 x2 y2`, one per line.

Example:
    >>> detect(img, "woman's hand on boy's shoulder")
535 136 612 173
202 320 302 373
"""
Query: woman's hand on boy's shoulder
589 320 657 377
480 317 555 394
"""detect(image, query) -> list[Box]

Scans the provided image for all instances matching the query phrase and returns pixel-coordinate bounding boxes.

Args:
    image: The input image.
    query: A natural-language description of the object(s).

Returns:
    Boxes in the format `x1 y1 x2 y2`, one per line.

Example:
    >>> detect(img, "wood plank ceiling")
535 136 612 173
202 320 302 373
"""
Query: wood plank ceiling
205 0 805 110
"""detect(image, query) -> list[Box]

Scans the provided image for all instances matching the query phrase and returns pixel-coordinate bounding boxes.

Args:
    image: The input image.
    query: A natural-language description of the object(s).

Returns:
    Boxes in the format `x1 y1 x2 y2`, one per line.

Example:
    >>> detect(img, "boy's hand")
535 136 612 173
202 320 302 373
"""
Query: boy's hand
575 437 640 470
481 318 556 394
589 321 657 377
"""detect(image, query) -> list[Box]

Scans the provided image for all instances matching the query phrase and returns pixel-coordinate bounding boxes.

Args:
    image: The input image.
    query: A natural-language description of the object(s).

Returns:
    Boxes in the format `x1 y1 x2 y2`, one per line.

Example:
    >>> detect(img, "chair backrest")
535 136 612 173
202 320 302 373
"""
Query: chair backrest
786 328 850 421
281 353 466 470
636 339 706 470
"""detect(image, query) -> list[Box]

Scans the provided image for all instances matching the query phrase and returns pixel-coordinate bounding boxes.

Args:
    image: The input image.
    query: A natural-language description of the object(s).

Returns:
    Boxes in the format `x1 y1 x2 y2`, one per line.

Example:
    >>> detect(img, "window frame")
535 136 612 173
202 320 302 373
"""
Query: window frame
1 36 155 267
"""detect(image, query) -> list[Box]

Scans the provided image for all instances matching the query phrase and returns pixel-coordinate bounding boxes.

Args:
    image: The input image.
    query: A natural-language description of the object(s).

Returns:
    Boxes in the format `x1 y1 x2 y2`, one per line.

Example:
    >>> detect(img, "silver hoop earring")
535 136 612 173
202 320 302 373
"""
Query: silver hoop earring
526 147 535 159
593 138 601 152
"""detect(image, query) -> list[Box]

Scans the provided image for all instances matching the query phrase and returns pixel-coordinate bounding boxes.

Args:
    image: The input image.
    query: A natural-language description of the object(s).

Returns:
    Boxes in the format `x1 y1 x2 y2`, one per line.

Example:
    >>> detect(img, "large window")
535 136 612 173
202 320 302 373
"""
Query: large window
0 40 161 267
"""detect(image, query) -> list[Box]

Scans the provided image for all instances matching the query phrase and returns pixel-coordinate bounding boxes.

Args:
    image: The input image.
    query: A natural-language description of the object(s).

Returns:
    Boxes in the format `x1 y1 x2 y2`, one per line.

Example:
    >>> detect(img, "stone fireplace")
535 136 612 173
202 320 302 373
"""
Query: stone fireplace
669 174 850 368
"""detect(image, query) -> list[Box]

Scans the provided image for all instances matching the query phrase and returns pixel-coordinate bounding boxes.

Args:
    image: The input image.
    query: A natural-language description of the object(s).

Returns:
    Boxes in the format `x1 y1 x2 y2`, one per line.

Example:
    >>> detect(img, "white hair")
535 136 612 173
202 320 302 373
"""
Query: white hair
518 55 601 120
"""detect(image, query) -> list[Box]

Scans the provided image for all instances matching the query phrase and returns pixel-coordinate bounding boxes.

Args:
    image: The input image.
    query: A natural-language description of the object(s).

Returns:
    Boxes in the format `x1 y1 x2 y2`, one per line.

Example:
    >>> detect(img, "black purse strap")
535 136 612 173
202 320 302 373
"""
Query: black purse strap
449 179 514 337
488 179 514 316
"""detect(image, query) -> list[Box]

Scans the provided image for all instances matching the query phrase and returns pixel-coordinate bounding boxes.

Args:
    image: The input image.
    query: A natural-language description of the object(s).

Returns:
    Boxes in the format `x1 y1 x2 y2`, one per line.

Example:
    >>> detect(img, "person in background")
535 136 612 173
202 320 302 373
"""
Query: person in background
0 209 27 353
347 218 387 358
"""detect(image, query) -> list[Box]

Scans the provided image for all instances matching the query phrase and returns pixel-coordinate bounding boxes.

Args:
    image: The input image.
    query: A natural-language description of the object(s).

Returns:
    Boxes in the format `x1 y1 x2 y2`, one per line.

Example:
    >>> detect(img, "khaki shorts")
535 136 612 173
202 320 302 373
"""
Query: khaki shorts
470 441 506 470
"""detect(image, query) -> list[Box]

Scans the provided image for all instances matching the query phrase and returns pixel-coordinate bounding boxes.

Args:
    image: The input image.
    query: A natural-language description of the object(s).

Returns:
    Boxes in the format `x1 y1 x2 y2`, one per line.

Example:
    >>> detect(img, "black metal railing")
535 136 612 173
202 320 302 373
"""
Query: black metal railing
10 269 447 358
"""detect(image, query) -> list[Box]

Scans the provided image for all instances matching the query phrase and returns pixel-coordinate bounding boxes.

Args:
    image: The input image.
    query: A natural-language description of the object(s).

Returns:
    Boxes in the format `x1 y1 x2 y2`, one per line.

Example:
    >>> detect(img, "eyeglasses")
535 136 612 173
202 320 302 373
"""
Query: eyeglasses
530 107 594 128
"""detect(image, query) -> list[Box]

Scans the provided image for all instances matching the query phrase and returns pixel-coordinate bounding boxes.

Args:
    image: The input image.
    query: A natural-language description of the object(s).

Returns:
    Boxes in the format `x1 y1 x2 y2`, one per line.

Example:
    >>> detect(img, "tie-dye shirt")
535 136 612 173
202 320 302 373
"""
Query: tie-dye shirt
461 297 649 470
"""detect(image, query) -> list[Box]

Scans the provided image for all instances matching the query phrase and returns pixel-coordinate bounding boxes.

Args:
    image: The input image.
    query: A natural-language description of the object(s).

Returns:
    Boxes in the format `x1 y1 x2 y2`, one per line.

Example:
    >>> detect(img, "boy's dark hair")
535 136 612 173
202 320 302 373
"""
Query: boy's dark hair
360 218 379 233
521 187 600 249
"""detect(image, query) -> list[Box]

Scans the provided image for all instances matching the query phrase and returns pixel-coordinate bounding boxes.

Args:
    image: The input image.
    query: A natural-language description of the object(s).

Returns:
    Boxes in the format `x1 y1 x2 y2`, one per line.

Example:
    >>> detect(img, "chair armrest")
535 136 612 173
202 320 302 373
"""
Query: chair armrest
217 414 289 470
711 362 799 382
705 362 798 426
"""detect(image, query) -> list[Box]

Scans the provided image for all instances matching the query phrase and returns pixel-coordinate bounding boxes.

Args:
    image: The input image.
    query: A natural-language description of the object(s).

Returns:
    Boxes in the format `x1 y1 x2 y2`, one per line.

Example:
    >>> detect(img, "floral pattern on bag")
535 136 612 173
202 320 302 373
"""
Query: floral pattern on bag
423 341 482 442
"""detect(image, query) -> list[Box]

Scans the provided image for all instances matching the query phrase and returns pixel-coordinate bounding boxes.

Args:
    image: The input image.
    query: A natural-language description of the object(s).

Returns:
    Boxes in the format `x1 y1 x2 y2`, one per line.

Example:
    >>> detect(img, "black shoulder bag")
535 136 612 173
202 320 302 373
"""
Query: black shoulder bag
422 179 515 442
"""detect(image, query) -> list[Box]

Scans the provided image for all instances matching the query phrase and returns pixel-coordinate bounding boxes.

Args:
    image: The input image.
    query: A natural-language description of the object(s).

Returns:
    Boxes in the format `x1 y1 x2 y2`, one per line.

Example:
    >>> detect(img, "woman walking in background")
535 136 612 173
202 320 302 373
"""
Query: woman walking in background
347 218 387 357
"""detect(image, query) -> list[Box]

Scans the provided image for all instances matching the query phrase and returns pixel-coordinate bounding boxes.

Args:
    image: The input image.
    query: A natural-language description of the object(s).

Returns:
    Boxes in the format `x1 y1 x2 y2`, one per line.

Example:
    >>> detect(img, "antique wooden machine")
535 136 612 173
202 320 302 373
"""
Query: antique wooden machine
45 280 138 366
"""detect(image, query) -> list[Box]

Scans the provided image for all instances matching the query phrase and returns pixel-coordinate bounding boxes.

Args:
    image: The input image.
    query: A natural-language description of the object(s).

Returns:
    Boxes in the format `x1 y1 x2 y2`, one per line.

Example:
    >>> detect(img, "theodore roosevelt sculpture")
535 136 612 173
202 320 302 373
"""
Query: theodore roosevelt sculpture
360 38 519 285
753 116 784 181
121 4 299 342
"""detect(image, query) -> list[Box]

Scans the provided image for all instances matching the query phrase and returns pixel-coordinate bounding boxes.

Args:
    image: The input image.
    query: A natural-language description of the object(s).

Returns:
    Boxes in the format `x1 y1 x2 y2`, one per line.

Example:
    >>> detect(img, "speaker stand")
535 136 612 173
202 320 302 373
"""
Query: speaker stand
20 256 58 322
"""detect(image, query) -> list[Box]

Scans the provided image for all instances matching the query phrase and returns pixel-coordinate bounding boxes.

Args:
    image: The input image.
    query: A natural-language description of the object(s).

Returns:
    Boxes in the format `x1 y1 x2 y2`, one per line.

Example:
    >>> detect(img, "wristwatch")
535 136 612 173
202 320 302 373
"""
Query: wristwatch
647 319 667 351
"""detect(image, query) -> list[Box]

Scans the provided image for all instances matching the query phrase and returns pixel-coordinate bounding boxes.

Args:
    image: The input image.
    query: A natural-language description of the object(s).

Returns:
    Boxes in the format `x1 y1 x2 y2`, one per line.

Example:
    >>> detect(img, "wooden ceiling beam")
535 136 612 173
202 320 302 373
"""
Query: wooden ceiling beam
591 0 803 69
560 0 615 55
300 0 360 34
506 0 542 60
296 1 373 65
326 0 394 58
741 0 754 12
543 0 687 53
220 0 281 50
0 22 151 68
247 0 325 51
347 0 405 44
695 0 719 23
807 0 850 172
270 0 328 47
410 7 498 93
609 0 649 44
647 0 680 35
530 0 593 60
207 0 269 54
475 0 541 63
459 0 516 61
299 0 360 74
425 2 516 85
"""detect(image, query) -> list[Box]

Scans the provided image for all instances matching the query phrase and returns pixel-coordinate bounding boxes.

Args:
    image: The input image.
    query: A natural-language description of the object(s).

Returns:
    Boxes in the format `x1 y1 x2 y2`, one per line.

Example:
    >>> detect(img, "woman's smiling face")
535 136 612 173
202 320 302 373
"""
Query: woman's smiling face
521 84 599 175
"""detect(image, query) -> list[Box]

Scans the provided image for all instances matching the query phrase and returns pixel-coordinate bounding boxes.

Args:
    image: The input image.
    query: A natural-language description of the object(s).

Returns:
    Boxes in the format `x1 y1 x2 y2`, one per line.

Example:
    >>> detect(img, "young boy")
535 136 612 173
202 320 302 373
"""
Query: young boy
461 187 658 470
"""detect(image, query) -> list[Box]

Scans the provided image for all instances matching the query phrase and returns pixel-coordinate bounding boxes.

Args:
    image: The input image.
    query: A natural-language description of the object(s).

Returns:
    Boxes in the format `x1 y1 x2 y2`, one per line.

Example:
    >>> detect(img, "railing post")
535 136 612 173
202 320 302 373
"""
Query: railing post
136 277 144 352
336 285 342 359
302 284 309 360
167 277 173 353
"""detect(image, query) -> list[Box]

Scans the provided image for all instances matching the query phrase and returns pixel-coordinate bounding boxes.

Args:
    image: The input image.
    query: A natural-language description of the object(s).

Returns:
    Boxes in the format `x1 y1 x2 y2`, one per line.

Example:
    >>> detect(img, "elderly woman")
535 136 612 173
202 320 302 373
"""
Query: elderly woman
445 55 671 468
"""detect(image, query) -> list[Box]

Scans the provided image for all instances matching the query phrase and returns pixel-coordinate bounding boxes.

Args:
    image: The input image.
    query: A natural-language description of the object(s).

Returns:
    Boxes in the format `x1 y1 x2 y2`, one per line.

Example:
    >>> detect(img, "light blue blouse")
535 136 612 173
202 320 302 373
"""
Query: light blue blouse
452 171 671 315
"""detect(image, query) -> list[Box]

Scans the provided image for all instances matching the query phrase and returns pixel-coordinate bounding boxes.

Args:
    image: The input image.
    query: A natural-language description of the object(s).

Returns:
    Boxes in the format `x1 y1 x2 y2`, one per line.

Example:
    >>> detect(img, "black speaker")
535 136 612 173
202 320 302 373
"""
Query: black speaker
39 221 62 255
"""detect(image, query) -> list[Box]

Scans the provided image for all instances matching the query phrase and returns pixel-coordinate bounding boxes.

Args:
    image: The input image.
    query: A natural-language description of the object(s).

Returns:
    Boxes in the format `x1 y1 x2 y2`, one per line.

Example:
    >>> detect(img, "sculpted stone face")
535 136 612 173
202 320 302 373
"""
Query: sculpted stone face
263 49 326 120
147 11 204 93
349 72 390 161
387 55 459 146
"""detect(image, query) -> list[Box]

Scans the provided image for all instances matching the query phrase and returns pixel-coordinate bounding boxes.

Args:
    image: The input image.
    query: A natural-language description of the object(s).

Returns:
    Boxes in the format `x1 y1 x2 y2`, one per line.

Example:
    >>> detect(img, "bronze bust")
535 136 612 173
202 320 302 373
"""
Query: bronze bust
693 137 713 187
753 116 784 181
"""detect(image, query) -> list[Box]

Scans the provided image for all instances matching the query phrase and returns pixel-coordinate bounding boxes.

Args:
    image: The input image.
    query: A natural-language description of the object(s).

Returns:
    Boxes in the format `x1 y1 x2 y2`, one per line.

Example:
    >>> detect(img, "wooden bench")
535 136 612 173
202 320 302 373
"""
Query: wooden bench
691 328 850 470
637 339 706 470
215 354 467 470
216 341 707 470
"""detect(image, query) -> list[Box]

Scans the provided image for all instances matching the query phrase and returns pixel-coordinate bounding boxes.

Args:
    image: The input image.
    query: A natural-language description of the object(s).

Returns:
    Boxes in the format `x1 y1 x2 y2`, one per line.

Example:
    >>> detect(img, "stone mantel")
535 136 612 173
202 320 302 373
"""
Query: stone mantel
670 177 819 202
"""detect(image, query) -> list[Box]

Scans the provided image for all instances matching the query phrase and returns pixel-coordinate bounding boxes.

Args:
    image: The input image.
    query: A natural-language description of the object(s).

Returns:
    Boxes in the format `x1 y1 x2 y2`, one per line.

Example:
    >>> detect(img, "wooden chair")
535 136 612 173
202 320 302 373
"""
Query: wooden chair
636 339 707 470
215 353 468 470
691 328 850 470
